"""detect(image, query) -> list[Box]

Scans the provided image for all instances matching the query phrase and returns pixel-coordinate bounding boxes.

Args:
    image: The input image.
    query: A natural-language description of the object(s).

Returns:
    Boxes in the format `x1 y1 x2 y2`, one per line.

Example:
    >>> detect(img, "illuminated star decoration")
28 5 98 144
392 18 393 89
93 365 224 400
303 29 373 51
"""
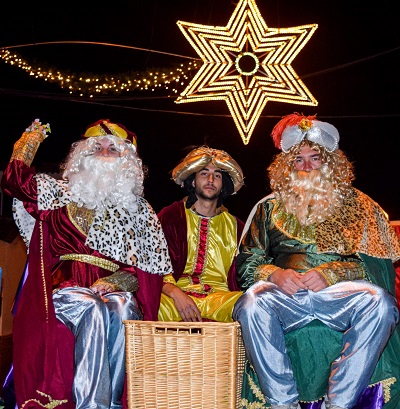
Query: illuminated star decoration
175 0 318 145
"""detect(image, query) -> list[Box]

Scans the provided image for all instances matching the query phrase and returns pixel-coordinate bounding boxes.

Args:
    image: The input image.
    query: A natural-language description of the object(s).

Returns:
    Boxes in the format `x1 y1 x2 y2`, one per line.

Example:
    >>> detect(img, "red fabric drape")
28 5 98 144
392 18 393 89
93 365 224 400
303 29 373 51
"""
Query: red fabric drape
392 223 400 309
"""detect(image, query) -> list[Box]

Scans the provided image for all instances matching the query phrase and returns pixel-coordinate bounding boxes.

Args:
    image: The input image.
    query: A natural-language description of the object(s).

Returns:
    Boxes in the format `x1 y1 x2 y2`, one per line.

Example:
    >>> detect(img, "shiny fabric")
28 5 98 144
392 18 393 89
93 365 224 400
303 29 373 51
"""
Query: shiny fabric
315 189 400 260
280 119 339 153
235 195 400 408
184 208 238 291
234 281 398 407
1 160 165 409
353 383 385 409
240 341 390 409
83 119 137 147
53 288 142 409
159 290 243 322
157 199 244 291
157 200 244 322
171 146 244 192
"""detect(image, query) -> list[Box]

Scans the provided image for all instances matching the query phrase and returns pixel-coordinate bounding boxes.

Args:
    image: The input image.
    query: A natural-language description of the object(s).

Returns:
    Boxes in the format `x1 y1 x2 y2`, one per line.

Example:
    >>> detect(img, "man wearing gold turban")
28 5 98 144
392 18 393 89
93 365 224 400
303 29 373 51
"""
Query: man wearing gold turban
157 146 245 322
1 119 172 409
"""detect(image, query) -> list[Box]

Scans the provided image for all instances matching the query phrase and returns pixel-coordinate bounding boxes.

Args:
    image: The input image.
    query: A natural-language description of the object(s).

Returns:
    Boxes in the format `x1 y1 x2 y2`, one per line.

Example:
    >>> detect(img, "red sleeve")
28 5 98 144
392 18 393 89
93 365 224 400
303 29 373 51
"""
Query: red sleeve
157 201 187 281
1 160 40 218
135 268 164 320
2 160 38 201
395 261 400 310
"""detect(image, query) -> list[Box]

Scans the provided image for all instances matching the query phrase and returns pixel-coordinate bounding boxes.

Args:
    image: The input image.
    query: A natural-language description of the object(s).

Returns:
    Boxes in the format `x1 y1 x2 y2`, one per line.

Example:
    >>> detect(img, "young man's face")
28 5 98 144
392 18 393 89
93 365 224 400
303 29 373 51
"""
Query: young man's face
293 145 322 172
192 162 223 201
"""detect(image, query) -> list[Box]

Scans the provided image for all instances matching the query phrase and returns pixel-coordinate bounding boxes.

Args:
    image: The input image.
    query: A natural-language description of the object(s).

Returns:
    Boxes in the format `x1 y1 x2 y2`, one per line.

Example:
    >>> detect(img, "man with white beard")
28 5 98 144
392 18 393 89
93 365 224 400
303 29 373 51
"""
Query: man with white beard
1 119 172 409
232 113 400 409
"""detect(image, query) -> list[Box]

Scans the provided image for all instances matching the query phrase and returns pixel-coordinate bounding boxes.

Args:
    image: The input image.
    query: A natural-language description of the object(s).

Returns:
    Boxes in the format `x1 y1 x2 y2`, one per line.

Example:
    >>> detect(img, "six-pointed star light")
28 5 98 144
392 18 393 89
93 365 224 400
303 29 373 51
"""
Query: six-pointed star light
175 0 318 145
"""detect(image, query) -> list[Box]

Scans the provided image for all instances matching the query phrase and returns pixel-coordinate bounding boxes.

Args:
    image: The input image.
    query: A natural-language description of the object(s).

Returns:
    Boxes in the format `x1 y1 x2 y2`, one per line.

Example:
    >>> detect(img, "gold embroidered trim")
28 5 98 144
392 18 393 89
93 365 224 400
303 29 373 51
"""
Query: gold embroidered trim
182 287 215 296
60 253 119 272
375 377 396 403
67 202 95 236
10 131 45 166
239 398 266 409
92 271 139 293
272 201 315 244
40 222 49 322
255 264 280 282
240 368 396 407
315 268 336 286
239 363 267 409
314 261 365 286
21 390 68 409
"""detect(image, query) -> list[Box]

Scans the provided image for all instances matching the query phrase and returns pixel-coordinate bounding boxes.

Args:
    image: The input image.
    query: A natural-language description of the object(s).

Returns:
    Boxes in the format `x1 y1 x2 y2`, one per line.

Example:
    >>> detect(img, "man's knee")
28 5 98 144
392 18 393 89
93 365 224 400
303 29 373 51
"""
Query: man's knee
357 284 399 328
233 281 275 320
374 287 399 324
105 292 143 320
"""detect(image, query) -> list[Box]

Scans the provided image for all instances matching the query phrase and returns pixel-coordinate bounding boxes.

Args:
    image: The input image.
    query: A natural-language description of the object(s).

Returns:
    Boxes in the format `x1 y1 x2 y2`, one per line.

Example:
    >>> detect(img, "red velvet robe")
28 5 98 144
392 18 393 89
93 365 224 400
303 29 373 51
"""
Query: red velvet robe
2 161 164 409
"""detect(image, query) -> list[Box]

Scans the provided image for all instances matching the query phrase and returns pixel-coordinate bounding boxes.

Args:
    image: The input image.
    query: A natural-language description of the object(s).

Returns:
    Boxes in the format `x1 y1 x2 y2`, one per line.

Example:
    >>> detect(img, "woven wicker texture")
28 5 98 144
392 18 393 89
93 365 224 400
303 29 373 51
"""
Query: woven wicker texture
124 320 246 409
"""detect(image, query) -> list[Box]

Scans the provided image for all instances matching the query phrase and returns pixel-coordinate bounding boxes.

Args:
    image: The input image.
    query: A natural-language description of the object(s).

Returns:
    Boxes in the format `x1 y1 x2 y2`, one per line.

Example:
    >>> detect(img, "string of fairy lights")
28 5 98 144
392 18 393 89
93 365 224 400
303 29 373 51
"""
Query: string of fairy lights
0 48 200 97
2 0 397 145
0 0 330 145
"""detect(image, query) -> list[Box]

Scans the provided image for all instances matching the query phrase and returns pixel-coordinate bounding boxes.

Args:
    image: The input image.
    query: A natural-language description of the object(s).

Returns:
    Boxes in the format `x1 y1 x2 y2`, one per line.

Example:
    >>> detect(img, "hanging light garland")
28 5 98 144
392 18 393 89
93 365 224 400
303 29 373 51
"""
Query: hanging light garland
175 0 318 145
0 48 200 97
1 0 318 145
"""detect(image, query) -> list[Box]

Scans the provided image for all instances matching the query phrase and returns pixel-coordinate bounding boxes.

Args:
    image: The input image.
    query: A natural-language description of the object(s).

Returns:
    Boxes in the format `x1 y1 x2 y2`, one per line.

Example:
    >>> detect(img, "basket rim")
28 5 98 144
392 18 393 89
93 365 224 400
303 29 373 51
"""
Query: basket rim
123 320 241 328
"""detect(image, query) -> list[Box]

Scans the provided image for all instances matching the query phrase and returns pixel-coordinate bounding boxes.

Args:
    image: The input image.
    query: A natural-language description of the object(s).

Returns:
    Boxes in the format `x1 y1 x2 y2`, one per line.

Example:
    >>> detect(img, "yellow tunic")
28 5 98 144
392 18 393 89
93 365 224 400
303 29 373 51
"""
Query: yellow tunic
158 208 242 322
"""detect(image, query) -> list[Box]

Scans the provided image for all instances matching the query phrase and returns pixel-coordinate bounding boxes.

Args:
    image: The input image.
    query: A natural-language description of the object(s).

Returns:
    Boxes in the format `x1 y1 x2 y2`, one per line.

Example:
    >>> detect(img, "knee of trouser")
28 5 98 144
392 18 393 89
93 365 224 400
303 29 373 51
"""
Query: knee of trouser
87 294 109 314
364 286 400 327
105 292 143 320
233 281 274 320
375 287 399 324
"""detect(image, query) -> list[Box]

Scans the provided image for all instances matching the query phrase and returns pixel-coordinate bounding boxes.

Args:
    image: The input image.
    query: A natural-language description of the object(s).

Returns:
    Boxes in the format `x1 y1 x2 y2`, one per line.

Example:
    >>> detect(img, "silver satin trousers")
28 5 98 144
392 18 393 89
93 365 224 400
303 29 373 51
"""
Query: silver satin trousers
53 287 142 409
232 280 399 408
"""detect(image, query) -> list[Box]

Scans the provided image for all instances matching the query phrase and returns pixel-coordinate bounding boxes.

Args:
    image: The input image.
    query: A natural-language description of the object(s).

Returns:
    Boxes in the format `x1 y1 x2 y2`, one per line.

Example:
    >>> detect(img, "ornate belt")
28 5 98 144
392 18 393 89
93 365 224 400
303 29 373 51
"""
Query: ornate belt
59 253 119 273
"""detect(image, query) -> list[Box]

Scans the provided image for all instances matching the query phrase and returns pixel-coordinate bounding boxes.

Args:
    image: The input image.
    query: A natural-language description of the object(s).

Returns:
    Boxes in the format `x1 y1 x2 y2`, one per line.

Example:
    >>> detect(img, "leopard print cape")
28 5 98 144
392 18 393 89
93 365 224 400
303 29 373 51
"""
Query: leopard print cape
12 173 173 275
240 189 400 262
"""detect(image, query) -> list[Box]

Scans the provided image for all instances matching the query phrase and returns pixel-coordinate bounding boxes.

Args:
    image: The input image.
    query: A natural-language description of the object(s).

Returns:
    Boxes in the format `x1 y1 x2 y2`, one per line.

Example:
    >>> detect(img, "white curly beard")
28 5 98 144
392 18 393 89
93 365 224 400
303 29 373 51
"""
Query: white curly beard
67 155 140 212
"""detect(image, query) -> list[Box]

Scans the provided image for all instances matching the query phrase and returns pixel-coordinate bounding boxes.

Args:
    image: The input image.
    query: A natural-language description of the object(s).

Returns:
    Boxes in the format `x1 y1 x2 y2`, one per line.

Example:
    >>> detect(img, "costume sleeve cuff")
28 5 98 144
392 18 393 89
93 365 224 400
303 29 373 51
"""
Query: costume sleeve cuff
10 131 45 166
255 264 280 282
314 261 365 286
93 271 139 292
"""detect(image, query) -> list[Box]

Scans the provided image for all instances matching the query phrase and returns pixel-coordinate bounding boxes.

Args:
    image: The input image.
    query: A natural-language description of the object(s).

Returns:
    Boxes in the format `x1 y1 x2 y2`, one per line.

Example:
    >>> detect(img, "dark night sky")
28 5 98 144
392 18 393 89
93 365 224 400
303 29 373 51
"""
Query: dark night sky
0 0 399 222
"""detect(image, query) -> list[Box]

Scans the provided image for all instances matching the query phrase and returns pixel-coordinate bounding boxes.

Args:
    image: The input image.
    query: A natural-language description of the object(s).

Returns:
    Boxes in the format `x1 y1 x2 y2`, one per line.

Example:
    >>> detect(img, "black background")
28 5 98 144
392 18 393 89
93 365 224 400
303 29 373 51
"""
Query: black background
0 0 399 222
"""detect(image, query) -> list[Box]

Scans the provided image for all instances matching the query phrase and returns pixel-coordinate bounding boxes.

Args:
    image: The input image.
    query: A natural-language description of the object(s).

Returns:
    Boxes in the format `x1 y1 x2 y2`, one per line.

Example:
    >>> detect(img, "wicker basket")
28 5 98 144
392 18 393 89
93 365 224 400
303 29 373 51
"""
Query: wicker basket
124 320 246 409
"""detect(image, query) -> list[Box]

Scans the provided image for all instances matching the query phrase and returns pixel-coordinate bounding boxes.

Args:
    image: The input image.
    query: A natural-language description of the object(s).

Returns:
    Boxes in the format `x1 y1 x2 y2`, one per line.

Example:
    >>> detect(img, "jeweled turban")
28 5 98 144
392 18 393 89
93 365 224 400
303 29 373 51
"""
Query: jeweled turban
271 113 339 153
